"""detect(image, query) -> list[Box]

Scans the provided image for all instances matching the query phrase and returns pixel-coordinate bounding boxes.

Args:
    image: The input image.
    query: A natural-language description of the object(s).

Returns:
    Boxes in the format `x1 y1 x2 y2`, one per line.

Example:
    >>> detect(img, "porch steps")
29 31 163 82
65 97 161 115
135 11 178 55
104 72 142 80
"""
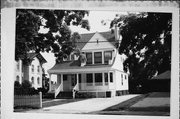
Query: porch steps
56 91 73 99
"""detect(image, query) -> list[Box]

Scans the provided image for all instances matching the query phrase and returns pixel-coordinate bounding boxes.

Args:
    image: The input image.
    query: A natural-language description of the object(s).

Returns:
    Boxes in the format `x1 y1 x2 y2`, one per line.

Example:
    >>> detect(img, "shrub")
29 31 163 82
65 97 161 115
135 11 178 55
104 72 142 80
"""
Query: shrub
14 80 38 95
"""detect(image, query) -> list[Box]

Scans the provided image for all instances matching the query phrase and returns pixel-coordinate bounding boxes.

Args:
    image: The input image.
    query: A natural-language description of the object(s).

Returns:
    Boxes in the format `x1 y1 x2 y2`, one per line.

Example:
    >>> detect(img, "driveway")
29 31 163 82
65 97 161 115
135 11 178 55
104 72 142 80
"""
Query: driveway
26 94 139 114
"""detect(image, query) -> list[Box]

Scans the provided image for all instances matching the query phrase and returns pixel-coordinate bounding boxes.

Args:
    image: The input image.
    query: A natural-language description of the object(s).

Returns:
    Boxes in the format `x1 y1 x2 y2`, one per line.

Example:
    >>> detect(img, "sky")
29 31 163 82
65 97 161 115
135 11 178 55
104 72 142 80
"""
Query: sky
41 10 127 80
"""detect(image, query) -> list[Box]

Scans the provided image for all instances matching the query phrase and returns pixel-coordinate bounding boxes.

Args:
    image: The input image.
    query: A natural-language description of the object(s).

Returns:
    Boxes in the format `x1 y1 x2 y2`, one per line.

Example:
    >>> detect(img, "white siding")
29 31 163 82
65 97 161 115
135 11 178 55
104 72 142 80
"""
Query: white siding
115 70 129 91
15 59 23 84
29 57 43 89
82 32 115 51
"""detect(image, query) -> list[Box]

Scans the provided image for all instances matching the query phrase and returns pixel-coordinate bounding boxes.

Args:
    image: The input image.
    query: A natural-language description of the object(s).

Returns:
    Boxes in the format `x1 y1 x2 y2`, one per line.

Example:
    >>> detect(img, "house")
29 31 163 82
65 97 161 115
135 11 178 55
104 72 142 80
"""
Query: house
48 28 129 98
15 53 47 89
146 70 171 92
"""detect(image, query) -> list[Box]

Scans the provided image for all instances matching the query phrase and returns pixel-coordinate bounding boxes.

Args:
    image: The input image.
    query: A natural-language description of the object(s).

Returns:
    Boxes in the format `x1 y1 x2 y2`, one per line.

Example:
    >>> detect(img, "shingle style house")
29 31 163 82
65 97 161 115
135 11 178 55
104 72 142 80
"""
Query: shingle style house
48 30 129 98
15 53 47 89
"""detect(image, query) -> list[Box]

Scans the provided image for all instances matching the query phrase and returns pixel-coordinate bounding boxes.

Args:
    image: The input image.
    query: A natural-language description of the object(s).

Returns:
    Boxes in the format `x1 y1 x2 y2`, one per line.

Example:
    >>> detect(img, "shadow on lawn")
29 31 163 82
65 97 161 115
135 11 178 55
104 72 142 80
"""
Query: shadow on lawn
102 94 149 111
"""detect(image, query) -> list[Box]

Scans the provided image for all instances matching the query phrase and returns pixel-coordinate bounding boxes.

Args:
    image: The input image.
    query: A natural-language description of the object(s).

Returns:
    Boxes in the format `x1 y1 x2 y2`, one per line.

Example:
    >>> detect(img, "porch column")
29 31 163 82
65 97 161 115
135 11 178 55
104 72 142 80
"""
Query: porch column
76 73 79 90
49 74 52 91
61 74 63 91
102 72 105 86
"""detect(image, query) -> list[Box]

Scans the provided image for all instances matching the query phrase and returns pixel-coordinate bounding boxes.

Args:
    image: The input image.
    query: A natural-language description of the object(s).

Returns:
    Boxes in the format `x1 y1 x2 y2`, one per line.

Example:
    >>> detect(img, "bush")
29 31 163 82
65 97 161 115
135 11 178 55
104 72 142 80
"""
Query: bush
21 80 32 89
14 80 38 95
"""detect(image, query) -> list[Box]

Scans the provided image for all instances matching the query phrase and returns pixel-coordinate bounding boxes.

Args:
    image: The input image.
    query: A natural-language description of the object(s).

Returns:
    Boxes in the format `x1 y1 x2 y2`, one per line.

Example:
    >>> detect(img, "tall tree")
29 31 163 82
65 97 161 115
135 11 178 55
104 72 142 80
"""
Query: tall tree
16 9 89 63
110 12 172 81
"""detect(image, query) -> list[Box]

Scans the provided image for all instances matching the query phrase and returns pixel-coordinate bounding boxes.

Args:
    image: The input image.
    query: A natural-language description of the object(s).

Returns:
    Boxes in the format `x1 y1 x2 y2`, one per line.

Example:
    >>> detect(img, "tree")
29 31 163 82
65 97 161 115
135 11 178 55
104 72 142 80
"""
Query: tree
16 9 89 63
110 12 172 82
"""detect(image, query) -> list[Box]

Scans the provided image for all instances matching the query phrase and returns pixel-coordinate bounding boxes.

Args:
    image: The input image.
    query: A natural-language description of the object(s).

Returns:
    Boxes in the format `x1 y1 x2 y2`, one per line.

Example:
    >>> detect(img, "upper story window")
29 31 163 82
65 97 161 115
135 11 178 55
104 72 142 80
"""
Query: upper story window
104 51 112 64
95 73 102 85
31 65 34 73
94 52 102 64
86 52 92 65
17 61 20 71
37 66 40 73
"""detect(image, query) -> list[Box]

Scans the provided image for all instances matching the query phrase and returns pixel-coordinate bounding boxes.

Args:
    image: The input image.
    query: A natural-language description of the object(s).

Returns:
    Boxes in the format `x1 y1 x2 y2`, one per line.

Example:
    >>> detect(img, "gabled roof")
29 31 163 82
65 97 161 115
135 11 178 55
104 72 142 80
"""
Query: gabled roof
27 53 47 64
77 31 116 49
151 70 171 80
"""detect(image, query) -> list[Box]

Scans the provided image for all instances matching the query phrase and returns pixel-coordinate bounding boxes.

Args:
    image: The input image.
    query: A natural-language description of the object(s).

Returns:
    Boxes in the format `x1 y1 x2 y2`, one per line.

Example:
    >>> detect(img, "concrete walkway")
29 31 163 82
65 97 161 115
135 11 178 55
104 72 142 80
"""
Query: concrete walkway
27 94 139 114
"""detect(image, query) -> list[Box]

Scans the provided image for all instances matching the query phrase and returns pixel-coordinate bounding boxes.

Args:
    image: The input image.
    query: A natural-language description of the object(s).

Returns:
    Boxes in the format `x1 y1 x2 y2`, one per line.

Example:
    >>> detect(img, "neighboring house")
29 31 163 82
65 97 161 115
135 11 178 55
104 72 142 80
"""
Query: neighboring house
48 28 129 98
15 53 47 89
146 70 171 92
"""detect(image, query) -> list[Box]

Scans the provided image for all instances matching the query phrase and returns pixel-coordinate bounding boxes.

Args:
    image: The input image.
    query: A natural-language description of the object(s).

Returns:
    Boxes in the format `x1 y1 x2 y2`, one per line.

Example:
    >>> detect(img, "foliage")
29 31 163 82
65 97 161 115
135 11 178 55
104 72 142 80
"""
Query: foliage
16 9 89 63
21 80 32 89
14 80 38 95
111 12 172 82
41 73 49 94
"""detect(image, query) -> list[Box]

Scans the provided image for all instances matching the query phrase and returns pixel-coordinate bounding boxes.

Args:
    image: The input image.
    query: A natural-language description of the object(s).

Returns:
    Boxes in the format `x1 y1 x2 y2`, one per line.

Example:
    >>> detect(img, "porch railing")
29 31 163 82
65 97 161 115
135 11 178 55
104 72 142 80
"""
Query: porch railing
55 83 63 98
73 83 79 91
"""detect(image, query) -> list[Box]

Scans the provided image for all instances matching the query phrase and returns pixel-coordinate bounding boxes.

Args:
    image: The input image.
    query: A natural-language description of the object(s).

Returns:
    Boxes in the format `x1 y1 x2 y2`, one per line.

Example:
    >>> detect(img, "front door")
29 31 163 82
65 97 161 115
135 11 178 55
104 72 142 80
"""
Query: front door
63 74 71 91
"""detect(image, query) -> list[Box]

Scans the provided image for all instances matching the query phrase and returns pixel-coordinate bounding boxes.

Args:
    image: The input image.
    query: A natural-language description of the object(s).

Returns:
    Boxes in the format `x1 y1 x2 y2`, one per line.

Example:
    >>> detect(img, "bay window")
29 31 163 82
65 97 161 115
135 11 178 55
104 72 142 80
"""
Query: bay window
86 52 92 64
104 51 112 64
94 52 102 64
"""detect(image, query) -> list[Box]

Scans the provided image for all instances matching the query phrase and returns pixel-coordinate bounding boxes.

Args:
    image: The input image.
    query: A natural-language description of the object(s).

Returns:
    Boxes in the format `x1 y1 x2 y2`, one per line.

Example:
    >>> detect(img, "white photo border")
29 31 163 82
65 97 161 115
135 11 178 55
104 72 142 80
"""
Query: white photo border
1 1 179 119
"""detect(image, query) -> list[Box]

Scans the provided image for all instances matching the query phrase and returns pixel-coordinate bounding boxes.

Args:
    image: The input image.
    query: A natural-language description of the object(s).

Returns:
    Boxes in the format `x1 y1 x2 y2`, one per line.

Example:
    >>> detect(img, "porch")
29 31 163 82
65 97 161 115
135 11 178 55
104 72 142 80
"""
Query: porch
49 72 115 98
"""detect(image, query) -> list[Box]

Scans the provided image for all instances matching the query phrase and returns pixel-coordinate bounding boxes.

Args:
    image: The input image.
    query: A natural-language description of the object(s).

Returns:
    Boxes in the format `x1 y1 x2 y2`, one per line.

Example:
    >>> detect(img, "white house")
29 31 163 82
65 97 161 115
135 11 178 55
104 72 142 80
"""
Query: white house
48 29 129 98
15 53 47 89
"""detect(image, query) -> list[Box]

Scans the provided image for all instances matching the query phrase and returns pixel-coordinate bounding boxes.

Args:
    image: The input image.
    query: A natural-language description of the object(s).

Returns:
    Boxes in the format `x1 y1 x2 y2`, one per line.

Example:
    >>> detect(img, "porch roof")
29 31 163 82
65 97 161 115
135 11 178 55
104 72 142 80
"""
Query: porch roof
48 60 113 74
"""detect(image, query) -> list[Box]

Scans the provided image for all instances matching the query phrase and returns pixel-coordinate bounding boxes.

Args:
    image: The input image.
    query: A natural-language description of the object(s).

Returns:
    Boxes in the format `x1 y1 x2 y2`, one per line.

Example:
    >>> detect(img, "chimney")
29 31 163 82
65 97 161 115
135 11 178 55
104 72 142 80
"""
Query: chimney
114 24 122 48
114 24 119 41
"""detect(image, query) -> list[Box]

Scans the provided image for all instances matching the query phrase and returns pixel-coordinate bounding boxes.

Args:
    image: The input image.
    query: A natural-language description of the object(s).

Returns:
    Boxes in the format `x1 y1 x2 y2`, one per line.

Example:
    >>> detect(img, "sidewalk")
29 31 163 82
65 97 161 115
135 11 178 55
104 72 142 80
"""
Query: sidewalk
25 94 139 114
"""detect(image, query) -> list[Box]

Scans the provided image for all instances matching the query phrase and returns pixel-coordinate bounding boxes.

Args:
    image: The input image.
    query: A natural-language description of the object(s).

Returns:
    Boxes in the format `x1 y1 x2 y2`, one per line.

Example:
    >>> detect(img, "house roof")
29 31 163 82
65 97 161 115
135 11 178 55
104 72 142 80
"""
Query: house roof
77 31 116 49
151 70 171 80
48 31 117 74
27 53 47 64
48 60 113 74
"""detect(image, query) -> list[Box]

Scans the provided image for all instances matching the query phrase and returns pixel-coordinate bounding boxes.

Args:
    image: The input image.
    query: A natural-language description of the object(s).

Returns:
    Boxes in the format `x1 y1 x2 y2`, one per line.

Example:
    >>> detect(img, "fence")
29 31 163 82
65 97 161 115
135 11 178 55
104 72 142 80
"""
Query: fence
14 92 42 108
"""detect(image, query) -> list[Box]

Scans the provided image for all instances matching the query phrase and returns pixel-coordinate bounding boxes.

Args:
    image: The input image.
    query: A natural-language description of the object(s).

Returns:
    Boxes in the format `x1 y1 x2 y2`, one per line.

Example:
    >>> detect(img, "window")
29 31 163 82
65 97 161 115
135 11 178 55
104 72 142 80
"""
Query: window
78 74 81 83
16 76 20 82
86 52 92 64
121 74 123 85
31 77 34 84
17 61 20 71
31 65 34 72
37 66 40 72
86 73 93 85
37 77 40 85
110 72 113 83
104 51 112 64
94 52 102 64
95 73 102 85
104 73 108 85
125 75 127 80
